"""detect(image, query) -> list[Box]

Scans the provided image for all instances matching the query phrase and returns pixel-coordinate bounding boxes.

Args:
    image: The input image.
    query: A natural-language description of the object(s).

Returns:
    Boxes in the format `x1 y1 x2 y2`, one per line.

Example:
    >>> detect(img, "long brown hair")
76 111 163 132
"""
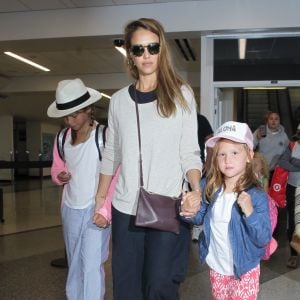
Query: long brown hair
205 140 260 201
124 18 190 117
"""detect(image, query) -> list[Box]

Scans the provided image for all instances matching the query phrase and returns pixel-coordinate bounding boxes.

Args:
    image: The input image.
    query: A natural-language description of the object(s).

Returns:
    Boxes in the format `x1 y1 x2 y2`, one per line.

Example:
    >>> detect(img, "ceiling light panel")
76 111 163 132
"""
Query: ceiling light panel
4 51 50 72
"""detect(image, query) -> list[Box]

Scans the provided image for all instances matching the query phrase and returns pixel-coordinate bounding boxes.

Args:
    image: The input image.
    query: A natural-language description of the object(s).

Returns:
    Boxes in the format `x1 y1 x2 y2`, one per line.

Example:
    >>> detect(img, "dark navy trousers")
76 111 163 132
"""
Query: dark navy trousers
111 206 190 300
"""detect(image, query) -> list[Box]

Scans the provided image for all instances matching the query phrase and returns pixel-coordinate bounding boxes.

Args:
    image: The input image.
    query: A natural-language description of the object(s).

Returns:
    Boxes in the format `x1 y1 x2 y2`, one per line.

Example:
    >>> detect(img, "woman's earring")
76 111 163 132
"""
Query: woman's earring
128 58 135 67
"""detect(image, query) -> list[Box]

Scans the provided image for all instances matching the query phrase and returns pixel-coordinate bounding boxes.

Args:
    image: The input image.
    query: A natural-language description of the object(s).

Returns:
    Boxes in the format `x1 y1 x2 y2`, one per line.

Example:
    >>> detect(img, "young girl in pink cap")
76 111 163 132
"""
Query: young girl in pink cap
181 121 272 300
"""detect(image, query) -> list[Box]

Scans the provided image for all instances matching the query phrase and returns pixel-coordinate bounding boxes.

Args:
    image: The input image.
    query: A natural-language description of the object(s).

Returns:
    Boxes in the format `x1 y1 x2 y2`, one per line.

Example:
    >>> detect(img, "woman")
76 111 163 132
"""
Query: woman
94 18 202 300
253 111 289 179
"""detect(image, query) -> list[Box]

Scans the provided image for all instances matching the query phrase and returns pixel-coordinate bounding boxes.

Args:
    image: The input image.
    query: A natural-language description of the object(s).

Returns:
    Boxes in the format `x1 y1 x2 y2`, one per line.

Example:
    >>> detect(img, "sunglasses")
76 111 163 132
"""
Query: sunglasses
130 43 160 57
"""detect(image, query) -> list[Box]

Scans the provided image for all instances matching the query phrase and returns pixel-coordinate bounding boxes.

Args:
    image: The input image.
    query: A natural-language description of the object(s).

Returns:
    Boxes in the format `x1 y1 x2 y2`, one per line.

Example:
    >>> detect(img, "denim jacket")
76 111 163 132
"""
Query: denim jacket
188 183 271 279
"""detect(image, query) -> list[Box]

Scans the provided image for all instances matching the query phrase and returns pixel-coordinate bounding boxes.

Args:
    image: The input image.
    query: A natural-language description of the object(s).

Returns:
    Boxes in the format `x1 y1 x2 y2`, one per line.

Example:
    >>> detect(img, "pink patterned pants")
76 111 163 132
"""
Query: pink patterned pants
209 264 260 300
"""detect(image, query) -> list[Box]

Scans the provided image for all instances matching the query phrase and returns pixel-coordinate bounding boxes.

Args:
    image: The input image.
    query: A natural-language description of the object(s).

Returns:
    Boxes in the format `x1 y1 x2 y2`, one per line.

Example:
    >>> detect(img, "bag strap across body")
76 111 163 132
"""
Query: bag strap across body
133 85 144 188
133 84 185 191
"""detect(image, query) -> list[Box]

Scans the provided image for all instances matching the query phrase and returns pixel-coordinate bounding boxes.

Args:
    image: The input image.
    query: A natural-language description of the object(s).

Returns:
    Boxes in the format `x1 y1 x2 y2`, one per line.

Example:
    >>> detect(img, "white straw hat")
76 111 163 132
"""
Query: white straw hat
47 78 102 118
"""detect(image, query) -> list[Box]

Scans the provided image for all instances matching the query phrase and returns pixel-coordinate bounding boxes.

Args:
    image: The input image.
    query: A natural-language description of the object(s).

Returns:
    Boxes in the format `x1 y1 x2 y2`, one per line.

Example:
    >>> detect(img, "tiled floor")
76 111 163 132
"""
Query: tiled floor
0 178 299 299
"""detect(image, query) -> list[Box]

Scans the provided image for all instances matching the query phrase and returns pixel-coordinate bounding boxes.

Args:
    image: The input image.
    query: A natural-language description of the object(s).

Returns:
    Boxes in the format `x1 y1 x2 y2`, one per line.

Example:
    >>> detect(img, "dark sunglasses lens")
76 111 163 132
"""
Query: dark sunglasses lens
148 43 160 55
131 45 144 57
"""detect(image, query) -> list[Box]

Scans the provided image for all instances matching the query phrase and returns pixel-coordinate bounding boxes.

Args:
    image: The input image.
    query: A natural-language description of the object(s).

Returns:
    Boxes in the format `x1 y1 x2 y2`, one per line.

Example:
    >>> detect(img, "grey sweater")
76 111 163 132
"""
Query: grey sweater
101 85 202 215
253 124 289 171
278 142 300 187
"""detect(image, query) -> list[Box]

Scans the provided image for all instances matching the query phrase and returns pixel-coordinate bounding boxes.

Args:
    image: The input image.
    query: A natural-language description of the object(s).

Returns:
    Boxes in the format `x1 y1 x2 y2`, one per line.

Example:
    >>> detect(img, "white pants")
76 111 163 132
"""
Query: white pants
62 203 111 300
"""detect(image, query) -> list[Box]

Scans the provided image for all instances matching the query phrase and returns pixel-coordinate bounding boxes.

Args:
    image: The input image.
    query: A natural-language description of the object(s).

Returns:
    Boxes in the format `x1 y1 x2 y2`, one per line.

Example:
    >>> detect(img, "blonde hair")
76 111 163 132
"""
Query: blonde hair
124 18 190 117
253 151 269 179
205 140 260 201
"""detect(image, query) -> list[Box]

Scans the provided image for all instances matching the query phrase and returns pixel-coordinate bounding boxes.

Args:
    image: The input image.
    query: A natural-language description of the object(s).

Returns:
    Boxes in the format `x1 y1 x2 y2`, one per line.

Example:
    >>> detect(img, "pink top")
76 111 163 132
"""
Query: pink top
51 129 119 222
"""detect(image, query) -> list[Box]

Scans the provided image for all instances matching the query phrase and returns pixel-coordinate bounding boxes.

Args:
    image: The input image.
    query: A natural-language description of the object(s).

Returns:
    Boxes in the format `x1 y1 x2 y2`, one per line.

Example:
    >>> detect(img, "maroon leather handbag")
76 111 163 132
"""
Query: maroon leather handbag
133 86 181 234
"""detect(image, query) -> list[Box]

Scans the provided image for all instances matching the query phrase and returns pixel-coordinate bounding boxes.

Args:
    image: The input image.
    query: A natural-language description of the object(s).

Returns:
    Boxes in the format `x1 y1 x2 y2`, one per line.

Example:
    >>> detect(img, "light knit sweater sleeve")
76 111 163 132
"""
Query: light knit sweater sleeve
180 86 202 176
101 92 121 175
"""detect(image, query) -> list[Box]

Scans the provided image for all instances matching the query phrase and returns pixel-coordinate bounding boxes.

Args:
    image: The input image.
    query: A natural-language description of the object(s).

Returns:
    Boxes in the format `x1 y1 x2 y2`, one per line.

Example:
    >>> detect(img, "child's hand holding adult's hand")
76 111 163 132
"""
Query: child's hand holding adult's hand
93 212 109 228
237 191 254 217
93 194 108 227
180 190 201 218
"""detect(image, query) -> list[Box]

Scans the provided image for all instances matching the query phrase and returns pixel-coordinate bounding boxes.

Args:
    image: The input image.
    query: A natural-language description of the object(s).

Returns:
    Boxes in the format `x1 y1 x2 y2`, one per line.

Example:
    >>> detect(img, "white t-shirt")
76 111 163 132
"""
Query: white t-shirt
63 129 101 209
206 190 237 275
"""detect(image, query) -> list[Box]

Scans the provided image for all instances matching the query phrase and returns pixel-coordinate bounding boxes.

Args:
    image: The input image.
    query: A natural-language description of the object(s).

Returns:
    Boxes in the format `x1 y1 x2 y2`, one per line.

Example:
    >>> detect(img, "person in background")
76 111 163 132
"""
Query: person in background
290 122 300 254
278 132 300 268
197 113 214 176
181 121 271 300
296 123 300 136
47 78 111 300
253 151 269 193
290 186 300 254
94 18 202 300
253 111 289 180
191 113 213 242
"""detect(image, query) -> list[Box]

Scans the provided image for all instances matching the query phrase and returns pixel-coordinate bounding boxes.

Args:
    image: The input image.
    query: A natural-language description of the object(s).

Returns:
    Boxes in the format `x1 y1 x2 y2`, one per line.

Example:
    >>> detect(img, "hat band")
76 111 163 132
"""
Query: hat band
56 91 90 110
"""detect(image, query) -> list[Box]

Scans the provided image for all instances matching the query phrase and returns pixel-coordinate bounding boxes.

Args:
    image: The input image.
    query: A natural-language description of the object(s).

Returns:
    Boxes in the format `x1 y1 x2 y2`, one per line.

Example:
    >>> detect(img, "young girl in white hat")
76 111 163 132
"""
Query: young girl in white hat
181 121 272 299
47 78 112 300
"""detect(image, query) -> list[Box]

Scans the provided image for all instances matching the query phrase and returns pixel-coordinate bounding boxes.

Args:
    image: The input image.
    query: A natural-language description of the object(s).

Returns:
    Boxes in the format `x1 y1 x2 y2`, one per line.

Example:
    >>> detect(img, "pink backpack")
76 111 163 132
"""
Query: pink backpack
262 195 278 260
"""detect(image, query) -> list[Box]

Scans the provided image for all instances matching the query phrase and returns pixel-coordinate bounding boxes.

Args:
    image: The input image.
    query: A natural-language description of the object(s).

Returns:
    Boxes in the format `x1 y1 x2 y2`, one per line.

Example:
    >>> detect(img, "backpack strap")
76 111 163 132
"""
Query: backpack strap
95 123 107 161
56 127 69 162
102 125 107 147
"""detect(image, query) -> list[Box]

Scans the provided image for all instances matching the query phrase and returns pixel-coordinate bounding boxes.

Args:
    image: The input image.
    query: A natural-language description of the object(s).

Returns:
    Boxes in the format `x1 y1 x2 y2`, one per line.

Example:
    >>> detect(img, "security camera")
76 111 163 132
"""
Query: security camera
114 39 125 47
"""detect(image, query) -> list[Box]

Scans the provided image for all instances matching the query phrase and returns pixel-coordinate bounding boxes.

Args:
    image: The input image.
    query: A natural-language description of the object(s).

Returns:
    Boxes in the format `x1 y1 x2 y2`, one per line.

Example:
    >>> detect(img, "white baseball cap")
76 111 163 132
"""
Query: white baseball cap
206 121 254 150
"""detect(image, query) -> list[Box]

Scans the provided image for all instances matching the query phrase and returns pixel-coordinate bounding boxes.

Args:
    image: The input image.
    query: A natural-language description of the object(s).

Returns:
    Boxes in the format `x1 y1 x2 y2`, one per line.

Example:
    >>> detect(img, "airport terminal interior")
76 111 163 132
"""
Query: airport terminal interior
1 1 300 299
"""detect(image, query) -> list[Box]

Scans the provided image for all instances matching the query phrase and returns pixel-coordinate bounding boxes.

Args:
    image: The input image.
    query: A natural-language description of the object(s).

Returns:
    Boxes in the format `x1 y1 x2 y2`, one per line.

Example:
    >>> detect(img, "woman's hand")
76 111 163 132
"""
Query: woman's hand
256 128 265 140
57 171 71 183
180 190 201 218
93 212 109 228
237 191 254 217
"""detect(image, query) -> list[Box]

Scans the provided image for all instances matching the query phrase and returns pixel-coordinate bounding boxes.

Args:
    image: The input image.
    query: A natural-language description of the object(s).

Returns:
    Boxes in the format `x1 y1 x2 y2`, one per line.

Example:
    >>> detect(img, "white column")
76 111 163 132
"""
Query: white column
200 36 216 129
